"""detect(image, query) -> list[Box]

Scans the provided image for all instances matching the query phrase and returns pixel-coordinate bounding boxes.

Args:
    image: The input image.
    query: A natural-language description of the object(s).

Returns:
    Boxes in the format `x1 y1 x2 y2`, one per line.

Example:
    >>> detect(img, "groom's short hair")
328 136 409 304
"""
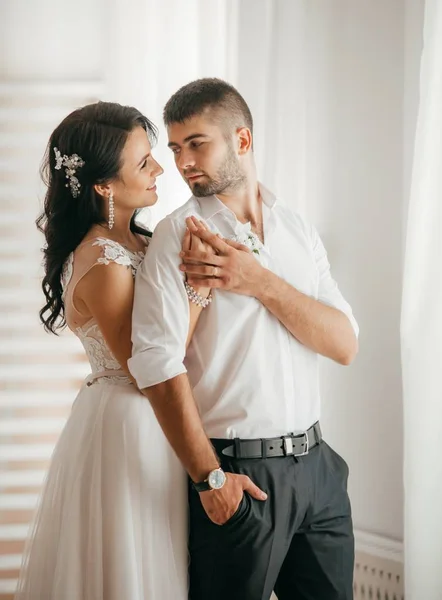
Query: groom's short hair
163 78 253 136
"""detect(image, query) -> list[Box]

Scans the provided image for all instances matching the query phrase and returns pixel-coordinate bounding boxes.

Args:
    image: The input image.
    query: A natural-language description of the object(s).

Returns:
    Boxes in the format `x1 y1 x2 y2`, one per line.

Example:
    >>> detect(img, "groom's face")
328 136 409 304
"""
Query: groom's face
167 114 245 197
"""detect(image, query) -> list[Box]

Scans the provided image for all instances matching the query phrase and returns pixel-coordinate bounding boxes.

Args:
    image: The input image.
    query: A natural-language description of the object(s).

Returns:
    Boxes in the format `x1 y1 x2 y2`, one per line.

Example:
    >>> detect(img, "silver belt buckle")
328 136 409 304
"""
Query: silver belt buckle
295 431 309 456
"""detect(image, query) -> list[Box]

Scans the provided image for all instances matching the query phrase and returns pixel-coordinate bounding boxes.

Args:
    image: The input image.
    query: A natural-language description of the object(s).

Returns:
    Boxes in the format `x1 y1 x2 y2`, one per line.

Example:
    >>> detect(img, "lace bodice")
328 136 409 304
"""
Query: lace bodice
62 238 147 384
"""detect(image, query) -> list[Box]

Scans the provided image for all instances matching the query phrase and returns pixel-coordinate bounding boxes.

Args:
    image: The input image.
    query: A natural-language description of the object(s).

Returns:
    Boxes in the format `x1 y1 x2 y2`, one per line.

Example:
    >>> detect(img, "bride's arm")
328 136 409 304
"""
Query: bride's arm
182 226 212 347
187 301 208 347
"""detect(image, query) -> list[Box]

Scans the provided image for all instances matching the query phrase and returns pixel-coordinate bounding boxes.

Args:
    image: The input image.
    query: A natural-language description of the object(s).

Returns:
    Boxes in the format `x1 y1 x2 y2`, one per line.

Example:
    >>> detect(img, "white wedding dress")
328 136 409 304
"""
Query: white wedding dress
15 238 188 600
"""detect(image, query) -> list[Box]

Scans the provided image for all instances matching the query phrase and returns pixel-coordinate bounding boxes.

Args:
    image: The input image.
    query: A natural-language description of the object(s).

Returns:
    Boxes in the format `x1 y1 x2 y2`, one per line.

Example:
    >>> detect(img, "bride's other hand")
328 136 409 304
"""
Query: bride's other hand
181 221 214 299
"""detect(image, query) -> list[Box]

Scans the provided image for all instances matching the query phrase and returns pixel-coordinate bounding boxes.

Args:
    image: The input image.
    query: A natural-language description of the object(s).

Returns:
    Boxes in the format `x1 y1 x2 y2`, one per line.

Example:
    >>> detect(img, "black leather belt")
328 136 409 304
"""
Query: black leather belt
221 422 322 459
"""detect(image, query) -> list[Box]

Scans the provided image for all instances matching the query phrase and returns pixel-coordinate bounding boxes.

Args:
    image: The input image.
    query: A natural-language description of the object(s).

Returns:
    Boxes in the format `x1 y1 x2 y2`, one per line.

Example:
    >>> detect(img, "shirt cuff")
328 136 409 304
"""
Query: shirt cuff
346 312 359 338
128 351 187 389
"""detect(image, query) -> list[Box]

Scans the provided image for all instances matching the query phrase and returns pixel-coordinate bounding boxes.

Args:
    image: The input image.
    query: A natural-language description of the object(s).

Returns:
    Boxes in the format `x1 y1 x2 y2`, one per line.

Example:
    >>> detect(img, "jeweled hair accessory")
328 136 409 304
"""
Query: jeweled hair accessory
53 147 85 198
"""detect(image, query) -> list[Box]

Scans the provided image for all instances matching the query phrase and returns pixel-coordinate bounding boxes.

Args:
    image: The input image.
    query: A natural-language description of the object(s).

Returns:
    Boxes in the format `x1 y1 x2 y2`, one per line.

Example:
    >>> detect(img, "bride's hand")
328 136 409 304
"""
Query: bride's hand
180 216 263 297
181 219 215 300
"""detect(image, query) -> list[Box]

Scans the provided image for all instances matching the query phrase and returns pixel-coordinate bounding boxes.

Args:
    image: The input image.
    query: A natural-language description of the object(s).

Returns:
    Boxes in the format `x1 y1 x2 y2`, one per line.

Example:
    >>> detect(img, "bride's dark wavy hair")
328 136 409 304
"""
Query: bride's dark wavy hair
37 101 158 334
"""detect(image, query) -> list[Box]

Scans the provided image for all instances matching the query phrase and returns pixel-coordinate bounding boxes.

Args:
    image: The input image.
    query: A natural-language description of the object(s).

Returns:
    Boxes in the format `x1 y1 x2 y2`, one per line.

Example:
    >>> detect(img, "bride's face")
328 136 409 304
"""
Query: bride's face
111 126 163 210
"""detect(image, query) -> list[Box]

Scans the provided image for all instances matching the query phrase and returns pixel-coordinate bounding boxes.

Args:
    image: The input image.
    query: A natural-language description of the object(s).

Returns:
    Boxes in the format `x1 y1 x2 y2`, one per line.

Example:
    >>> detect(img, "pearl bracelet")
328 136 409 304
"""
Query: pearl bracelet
185 282 213 308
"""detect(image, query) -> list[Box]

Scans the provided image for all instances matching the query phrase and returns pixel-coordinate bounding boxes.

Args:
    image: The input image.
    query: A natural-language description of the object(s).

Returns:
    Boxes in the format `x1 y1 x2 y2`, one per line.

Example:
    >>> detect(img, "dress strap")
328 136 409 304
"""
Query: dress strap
62 237 145 327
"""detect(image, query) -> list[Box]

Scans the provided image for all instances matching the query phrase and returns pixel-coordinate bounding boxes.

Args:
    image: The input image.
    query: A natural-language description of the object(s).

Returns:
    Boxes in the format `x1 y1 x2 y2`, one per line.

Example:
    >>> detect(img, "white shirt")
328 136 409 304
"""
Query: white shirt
129 184 358 439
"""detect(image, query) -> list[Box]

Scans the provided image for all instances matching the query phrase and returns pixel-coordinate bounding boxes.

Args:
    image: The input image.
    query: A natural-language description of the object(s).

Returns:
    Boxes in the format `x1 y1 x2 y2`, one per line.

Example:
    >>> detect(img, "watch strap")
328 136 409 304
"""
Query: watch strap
192 480 212 492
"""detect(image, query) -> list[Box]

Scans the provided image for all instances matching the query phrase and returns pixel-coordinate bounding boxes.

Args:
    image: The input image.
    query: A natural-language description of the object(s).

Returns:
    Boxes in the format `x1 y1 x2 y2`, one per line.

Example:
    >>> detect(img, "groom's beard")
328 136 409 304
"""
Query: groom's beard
188 145 246 197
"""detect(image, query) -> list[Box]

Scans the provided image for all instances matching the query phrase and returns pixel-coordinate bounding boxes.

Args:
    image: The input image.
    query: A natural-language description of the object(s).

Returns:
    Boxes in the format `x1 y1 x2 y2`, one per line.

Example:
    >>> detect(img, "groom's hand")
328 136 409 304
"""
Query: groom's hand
180 216 264 297
199 473 267 525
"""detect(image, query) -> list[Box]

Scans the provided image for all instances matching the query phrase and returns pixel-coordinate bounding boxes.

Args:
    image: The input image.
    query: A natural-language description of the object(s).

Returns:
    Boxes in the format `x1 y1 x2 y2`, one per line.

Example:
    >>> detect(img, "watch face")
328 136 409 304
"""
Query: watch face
208 469 226 490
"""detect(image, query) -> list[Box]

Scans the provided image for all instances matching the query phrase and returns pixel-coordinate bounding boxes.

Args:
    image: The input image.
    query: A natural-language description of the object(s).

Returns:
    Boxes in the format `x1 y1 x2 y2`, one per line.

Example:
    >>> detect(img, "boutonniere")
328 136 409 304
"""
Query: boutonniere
230 226 263 256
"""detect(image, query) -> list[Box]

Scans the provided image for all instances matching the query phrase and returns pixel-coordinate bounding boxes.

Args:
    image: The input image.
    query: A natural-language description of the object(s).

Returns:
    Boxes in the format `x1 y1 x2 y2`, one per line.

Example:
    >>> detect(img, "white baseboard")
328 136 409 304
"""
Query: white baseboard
354 529 403 563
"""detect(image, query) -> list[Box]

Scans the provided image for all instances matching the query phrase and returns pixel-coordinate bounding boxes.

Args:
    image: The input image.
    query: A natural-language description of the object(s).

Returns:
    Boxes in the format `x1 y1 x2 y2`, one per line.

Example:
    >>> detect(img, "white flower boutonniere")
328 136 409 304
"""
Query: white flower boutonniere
230 224 263 256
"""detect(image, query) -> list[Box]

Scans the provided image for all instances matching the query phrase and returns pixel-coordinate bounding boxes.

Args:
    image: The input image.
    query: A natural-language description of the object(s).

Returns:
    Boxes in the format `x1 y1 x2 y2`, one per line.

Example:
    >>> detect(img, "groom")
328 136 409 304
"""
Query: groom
129 78 359 600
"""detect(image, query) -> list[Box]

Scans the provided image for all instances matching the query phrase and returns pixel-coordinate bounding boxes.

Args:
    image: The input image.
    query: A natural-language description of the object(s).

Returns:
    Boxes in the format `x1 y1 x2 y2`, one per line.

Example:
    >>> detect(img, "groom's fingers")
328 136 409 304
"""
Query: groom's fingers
224 239 251 253
194 217 210 231
180 251 224 266
185 217 229 254
240 475 268 501
180 264 222 277
187 277 225 289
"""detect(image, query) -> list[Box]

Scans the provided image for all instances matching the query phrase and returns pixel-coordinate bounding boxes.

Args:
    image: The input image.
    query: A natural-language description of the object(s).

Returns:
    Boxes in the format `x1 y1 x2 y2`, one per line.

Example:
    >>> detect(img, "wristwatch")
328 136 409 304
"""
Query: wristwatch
193 468 227 492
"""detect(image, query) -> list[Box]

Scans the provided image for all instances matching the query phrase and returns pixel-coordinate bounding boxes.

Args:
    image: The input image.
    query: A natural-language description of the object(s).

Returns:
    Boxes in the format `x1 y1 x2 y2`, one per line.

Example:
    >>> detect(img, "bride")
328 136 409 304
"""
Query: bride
15 101 213 599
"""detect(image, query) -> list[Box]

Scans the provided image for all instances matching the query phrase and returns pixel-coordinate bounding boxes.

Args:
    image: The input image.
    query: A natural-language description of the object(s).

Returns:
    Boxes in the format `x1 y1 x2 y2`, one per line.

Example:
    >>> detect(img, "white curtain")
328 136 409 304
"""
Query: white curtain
103 0 315 224
401 0 442 597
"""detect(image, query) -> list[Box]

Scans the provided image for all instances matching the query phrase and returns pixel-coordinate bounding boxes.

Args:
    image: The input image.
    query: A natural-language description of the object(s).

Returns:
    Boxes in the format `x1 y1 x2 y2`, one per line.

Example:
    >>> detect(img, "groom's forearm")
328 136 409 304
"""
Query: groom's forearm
142 373 219 482
254 269 358 365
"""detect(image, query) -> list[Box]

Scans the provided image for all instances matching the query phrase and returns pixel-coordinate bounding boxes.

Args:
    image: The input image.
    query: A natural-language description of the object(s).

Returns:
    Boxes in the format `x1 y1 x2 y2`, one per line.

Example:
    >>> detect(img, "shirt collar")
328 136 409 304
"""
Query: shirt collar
196 182 277 222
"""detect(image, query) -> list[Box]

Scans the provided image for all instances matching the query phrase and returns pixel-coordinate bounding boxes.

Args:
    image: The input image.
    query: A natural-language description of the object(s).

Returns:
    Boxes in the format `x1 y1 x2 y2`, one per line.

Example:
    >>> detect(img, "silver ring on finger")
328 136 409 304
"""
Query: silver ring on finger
213 266 219 277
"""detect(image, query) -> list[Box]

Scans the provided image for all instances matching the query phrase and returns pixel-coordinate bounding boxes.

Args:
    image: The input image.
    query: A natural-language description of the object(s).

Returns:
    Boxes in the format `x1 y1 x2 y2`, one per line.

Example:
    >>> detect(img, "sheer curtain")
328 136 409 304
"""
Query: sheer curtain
401 0 442 597
103 0 315 223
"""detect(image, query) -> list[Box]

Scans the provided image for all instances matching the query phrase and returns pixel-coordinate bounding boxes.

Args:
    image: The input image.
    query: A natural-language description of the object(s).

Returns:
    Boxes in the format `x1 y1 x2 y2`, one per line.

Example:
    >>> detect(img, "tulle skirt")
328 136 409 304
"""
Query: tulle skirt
15 379 189 600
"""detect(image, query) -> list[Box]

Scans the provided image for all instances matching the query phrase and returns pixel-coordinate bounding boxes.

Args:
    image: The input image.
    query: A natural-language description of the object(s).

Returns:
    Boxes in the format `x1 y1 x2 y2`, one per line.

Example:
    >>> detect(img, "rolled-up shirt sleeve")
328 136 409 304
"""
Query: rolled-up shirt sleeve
311 225 359 337
128 216 190 389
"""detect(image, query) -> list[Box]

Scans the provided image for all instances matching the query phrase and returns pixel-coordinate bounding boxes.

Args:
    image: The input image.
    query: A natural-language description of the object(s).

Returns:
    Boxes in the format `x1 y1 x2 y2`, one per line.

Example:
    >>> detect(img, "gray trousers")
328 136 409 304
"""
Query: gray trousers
188 439 354 600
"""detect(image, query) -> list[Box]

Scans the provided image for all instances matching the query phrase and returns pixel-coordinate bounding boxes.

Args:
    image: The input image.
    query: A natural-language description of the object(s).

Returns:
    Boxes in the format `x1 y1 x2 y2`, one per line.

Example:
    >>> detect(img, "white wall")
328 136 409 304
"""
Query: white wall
404 0 425 251
304 0 406 541
312 0 423 542
0 0 104 80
